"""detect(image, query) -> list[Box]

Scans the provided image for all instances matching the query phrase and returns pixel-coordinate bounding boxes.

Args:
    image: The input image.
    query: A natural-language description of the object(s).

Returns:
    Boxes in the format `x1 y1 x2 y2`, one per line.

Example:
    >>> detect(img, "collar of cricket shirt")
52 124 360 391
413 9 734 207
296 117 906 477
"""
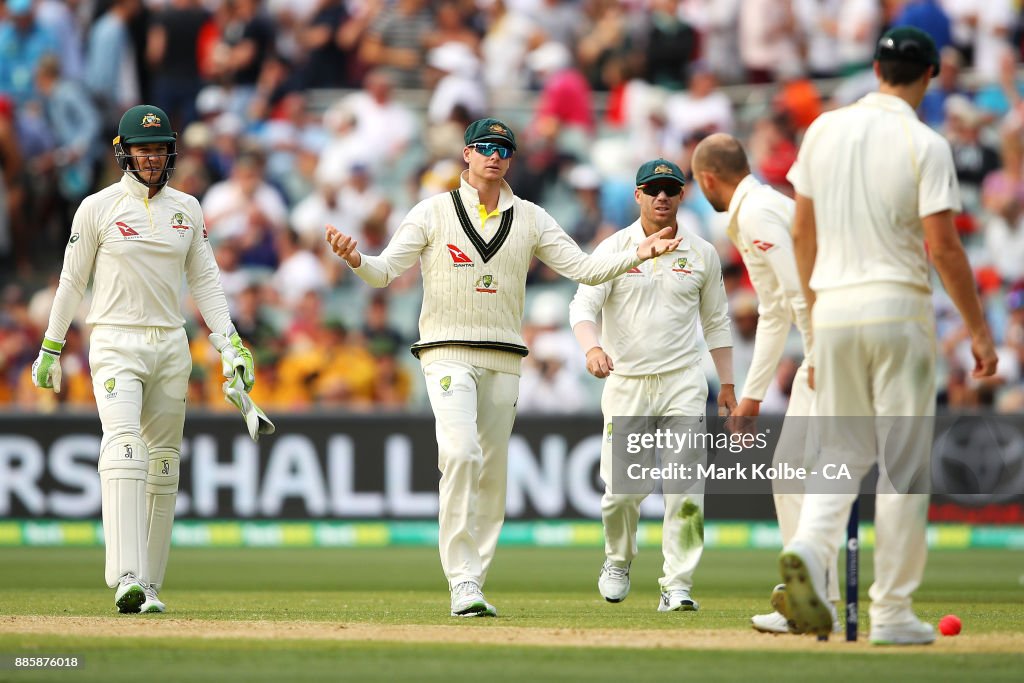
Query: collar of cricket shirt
458 170 514 215
726 173 759 244
628 219 690 253
858 91 918 117
119 172 163 200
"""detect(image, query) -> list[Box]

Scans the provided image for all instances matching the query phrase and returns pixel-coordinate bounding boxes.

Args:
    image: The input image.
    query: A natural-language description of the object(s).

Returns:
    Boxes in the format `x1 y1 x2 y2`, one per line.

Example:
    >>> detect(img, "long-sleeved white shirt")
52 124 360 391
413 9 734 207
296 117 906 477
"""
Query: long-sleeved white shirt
569 222 732 377
351 173 643 374
45 174 232 341
726 174 812 401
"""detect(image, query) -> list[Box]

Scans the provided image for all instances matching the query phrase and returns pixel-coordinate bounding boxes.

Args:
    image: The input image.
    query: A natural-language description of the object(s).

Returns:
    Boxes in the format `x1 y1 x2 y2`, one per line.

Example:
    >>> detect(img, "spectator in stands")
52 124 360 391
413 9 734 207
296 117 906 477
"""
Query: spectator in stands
576 0 632 91
944 95 1000 214
0 96 23 269
793 0 841 79
836 0 882 75
663 63 734 154
201 151 288 267
974 45 1024 123
363 292 405 356
982 173 1024 284
346 69 418 169
480 0 544 100
216 0 276 117
739 0 800 83
642 0 698 89
271 228 328 307
892 0 952 53
920 47 966 128
359 0 434 89
689 0 744 84
33 54 100 204
422 0 480 53
0 0 57 106
147 0 209 130
84 0 141 132
566 164 615 248
528 41 595 140
969 0 1015 84
35 0 84 82
297 0 356 89
425 42 487 126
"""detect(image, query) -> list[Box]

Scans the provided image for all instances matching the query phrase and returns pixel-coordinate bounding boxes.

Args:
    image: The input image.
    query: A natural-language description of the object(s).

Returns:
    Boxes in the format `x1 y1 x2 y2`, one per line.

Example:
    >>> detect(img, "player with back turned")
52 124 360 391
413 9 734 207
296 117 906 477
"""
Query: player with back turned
780 28 997 644
691 133 842 634
325 119 681 618
31 105 257 614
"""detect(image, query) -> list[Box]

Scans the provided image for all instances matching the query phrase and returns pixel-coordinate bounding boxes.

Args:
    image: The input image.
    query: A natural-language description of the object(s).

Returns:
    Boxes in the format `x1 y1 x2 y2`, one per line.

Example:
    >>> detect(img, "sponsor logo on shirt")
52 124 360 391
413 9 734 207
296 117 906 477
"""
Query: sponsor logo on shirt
104 377 117 399
202 226 209 240
440 375 453 397
116 222 141 239
626 266 643 277
752 240 775 252
606 422 613 443
68 233 80 245
475 274 497 293
171 212 191 236
447 244 474 267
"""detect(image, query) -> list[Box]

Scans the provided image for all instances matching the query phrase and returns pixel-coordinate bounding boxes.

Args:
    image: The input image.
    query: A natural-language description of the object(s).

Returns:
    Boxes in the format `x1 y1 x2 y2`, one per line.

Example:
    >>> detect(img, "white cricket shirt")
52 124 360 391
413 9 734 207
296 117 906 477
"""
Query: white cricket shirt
45 174 232 341
726 174 812 401
787 92 961 295
569 222 732 377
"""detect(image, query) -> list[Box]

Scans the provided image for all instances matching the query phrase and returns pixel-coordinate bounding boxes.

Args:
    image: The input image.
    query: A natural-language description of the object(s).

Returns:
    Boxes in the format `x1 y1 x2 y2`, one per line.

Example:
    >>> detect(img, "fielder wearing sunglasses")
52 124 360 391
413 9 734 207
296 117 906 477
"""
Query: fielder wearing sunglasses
639 183 683 197
469 142 514 159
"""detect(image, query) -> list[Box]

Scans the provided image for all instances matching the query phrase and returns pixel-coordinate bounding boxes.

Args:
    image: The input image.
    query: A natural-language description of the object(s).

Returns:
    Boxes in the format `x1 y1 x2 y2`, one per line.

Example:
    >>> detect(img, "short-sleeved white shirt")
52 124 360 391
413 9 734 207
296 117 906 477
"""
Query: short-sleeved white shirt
787 92 961 294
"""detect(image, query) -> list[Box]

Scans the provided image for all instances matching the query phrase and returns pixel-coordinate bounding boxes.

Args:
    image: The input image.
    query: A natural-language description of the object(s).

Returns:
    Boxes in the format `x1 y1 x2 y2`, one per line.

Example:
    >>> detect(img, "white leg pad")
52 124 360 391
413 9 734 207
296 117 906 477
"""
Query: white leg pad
146 449 179 590
99 434 149 588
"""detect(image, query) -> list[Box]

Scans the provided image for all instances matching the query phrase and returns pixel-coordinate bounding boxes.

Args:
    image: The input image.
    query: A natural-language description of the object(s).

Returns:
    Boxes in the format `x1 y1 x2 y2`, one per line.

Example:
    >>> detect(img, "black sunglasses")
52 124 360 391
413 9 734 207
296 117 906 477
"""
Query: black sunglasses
469 142 514 159
639 183 683 197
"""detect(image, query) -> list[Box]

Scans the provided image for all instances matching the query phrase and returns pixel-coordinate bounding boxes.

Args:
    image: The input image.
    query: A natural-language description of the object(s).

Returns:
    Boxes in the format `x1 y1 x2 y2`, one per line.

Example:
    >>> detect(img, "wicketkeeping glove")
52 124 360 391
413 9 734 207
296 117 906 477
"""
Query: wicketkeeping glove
209 323 255 392
221 370 275 442
31 337 64 393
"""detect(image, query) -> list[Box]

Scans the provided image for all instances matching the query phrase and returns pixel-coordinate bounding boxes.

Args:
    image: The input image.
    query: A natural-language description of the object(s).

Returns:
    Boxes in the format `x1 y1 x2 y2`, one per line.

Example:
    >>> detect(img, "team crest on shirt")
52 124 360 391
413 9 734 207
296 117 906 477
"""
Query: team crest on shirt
104 378 117 398
171 212 192 236
672 257 692 277
606 422 613 443
440 375 453 396
475 274 497 293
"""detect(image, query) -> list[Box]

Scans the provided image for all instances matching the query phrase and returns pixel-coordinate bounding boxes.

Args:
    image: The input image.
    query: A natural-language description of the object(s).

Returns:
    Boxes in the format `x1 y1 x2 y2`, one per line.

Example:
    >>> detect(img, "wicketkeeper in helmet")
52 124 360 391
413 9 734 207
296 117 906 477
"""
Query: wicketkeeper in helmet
31 105 261 614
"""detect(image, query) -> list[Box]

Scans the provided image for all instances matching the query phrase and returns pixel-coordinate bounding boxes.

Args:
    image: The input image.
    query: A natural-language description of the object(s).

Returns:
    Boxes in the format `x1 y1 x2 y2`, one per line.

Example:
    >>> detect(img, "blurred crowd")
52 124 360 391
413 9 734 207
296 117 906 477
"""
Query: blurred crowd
1 0 1024 415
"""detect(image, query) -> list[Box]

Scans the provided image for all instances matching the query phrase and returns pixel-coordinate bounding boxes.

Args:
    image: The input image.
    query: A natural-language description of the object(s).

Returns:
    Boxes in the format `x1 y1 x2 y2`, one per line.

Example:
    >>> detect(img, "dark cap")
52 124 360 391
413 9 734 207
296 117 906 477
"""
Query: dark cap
635 158 685 187
114 104 177 146
464 118 517 151
874 27 941 76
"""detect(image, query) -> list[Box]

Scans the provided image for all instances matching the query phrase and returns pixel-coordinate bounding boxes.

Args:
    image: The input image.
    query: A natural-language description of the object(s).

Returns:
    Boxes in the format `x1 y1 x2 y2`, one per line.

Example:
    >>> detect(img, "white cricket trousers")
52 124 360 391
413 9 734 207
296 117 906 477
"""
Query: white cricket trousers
794 284 935 625
90 325 190 588
771 362 840 601
600 364 706 591
423 360 519 589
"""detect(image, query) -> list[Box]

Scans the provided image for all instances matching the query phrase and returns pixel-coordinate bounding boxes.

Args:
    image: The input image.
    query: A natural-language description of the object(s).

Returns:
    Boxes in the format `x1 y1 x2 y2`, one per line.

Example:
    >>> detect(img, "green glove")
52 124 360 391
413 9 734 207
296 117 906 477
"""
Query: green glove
209 324 255 391
31 337 64 392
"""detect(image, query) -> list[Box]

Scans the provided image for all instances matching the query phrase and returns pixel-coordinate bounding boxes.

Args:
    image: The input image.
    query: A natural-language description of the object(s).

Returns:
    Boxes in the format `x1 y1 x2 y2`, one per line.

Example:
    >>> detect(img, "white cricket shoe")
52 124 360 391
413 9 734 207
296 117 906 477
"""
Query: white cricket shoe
597 561 630 603
870 618 935 645
141 584 166 614
779 541 832 636
752 583 790 633
658 588 699 612
450 581 497 617
114 573 146 614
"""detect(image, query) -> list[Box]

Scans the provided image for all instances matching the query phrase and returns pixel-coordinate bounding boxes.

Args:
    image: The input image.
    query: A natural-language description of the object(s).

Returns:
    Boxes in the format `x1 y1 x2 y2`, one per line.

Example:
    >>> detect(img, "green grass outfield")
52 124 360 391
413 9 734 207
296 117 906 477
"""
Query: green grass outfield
0 547 1021 682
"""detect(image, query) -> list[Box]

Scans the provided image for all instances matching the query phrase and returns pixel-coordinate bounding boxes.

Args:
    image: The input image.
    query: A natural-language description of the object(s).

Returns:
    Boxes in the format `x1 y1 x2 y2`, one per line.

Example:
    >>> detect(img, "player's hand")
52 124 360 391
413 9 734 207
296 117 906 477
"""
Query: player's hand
30 337 64 393
585 347 614 378
732 398 760 418
209 324 255 391
325 224 362 268
970 333 998 378
636 227 682 261
717 383 737 417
